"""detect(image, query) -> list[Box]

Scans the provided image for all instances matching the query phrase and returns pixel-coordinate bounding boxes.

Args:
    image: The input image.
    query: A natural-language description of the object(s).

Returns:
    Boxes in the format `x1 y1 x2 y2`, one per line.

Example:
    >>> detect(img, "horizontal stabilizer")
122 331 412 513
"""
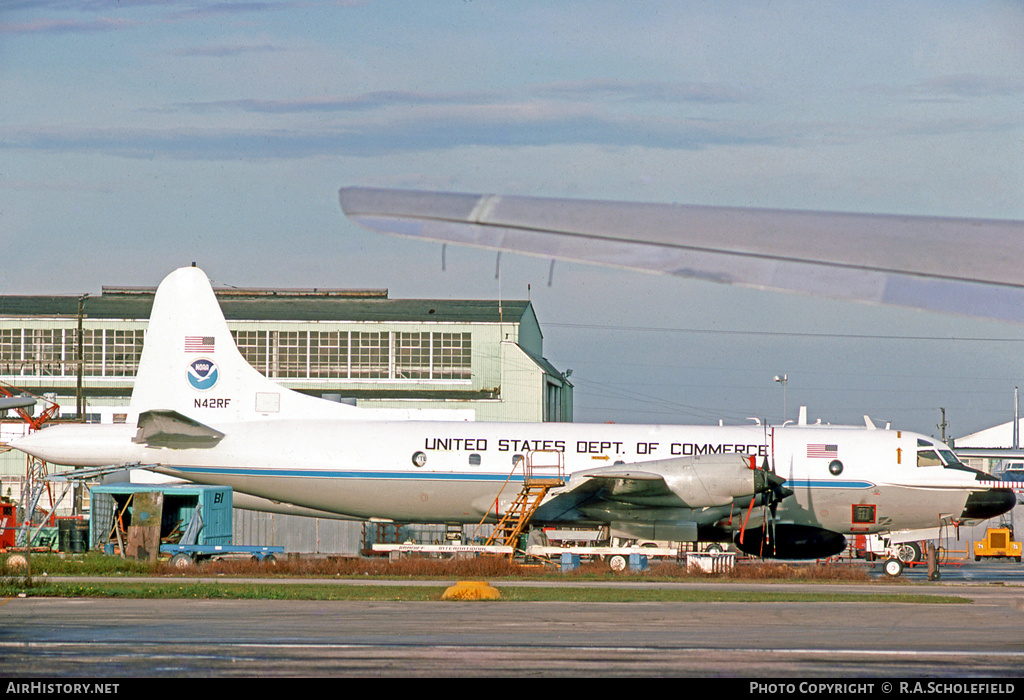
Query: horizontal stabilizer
0 396 36 411
133 410 225 449
46 464 144 482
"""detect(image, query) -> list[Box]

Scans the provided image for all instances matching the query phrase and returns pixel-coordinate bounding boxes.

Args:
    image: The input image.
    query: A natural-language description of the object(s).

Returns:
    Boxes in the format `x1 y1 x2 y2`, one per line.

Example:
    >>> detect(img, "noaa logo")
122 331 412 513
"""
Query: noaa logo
187 358 219 391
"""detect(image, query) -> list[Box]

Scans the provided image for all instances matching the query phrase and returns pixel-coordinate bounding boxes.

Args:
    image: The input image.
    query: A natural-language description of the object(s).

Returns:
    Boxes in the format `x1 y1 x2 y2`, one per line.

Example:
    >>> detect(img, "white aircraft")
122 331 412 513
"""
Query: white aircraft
8 266 1016 560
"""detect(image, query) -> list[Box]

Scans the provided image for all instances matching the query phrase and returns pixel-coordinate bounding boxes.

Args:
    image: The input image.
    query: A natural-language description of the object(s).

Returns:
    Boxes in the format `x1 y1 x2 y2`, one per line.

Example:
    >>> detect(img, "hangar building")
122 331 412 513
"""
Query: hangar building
0 283 572 551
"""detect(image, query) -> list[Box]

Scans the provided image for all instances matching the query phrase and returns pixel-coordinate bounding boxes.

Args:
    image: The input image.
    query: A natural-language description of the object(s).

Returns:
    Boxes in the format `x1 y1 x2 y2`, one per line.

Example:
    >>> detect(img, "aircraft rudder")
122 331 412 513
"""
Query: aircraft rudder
129 266 268 419
128 266 362 422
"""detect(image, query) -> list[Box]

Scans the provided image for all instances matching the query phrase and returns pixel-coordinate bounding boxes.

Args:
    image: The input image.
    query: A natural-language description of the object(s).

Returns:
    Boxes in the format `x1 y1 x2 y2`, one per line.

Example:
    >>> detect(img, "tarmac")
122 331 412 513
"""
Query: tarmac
1 567 1023 678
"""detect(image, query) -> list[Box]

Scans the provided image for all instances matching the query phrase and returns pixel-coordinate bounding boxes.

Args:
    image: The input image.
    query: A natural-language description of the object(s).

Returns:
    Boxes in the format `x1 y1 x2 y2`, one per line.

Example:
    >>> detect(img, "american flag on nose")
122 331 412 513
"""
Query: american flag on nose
185 336 215 353
807 444 838 459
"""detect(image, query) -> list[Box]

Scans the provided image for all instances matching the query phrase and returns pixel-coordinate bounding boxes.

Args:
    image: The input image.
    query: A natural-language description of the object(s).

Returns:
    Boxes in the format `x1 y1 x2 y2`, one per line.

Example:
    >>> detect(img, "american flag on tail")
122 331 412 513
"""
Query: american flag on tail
185 336 215 353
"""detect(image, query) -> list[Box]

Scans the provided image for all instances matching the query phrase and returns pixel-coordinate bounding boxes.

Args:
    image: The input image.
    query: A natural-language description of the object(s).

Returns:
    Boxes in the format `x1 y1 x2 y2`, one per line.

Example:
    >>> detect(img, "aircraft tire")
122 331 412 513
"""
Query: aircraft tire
883 557 904 577
896 542 922 563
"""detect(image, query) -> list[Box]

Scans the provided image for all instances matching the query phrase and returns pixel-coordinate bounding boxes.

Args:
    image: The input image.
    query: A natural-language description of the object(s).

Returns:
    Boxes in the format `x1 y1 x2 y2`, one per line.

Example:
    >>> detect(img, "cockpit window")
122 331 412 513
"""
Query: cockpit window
917 445 980 476
915 439 966 469
938 450 963 467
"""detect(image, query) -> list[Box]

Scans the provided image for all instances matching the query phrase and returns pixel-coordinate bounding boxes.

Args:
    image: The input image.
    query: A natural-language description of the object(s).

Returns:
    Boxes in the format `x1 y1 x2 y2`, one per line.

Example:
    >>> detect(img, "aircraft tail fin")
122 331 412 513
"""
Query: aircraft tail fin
129 266 360 423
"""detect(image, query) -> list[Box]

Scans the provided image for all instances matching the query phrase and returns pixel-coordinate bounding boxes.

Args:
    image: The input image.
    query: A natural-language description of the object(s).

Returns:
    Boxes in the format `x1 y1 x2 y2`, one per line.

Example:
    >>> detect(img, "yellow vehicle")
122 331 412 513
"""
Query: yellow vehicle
974 528 1022 562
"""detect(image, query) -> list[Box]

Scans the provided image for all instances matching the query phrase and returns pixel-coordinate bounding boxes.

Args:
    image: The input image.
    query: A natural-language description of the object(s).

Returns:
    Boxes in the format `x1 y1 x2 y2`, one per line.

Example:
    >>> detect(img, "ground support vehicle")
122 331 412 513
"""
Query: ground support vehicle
161 543 285 567
973 528 1022 562
525 543 680 571
371 543 513 559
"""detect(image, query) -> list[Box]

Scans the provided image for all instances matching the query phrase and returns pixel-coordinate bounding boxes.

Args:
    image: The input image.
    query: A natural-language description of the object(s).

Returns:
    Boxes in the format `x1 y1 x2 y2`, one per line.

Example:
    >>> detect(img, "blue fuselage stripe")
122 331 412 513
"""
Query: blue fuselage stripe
166 466 874 489
168 466 521 481
784 480 874 489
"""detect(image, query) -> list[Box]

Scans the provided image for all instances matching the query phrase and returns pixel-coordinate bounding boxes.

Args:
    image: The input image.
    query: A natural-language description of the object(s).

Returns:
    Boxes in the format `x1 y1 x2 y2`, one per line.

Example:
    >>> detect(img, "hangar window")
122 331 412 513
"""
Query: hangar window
234 329 270 374
229 329 471 382
0 329 19 374
395 332 433 379
309 331 348 378
105 330 145 377
350 332 390 379
275 331 309 378
0 328 73 377
31 328 146 378
82 329 103 376
432 332 472 380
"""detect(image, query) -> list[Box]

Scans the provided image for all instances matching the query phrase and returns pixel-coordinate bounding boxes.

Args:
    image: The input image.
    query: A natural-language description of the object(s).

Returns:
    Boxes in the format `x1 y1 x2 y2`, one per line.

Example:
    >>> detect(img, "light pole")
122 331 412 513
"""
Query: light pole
774 374 788 421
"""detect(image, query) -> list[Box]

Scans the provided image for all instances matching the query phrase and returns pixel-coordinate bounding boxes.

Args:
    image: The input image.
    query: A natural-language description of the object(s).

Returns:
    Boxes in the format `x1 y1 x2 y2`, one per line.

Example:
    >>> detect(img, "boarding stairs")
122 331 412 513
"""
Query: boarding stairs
482 451 565 554
15 457 50 547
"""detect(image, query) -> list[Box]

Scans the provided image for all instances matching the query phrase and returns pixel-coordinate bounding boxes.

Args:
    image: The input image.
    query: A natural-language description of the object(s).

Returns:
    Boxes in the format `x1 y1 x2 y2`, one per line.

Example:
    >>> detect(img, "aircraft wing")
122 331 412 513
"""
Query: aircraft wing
339 186 1024 323
564 468 676 501
532 467 686 523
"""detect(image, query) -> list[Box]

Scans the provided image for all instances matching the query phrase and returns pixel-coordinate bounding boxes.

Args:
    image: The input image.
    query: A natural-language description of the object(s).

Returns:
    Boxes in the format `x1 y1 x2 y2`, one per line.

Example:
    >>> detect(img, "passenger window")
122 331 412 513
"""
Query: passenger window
469 453 482 466
917 450 942 467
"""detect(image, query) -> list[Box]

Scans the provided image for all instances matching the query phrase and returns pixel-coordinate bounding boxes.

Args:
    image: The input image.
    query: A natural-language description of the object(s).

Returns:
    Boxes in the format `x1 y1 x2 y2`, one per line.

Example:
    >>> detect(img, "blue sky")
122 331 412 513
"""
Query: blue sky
3 1 1023 437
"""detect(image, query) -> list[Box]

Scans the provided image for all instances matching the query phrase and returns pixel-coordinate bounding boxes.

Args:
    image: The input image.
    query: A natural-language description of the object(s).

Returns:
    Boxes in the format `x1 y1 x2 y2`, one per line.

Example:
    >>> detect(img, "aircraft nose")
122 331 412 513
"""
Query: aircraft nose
961 488 1016 520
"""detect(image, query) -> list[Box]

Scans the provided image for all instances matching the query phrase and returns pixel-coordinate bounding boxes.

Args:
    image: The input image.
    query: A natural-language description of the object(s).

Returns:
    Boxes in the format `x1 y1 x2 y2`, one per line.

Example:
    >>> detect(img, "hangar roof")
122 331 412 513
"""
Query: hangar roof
0 287 534 325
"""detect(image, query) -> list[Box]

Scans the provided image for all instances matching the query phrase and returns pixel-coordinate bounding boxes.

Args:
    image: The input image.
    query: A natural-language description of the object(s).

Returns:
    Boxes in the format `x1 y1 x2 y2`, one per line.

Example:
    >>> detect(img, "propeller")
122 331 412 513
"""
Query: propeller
762 456 795 556
738 455 793 556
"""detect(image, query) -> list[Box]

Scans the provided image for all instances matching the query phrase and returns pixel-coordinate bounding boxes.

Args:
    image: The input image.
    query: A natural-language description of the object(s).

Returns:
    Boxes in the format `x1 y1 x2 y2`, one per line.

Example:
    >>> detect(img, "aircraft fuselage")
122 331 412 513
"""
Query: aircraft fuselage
17 418 979 536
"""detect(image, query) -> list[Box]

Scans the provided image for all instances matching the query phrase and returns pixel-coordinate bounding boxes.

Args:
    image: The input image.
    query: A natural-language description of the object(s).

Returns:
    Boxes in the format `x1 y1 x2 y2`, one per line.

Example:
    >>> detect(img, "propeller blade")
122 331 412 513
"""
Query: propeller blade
739 496 757 545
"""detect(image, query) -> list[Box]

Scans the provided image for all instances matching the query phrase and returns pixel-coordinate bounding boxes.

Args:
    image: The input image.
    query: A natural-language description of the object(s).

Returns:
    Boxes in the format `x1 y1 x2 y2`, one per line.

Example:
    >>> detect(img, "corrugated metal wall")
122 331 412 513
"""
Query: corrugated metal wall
232 511 363 554
231 510 493 555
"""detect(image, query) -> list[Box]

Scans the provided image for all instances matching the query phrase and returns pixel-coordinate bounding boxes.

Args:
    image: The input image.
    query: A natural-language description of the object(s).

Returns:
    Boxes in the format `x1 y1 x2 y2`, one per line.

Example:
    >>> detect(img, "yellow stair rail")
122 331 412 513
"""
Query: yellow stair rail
481 450 565 555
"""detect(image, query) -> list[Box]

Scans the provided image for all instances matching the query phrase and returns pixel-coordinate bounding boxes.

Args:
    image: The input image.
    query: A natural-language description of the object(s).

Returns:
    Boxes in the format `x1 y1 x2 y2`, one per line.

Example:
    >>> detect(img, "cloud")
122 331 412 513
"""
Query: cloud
168 43 284 58
0 0 295 35
181 91 490 114
535 80 756 105
0 15 137 33
179 80 754 116
920 74 1024 99
1 106 782 161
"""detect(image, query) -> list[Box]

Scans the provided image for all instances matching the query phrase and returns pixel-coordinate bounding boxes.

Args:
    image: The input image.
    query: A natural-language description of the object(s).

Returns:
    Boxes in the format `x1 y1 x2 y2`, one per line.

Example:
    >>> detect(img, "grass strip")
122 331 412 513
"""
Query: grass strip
0 580 967 604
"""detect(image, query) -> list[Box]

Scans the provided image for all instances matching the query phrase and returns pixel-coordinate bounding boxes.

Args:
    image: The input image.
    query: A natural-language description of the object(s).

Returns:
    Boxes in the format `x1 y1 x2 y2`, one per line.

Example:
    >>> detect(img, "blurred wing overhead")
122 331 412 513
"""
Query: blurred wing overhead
339 186 1024 323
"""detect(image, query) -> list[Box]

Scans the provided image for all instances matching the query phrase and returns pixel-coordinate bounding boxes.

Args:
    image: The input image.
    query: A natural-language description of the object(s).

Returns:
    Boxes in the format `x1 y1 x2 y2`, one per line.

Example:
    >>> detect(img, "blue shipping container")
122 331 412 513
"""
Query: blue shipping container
89 484 233 550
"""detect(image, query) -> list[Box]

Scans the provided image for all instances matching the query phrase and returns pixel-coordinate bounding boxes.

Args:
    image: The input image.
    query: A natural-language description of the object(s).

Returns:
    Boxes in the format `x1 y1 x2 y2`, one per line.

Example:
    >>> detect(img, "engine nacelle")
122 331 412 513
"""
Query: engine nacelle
582 453 779 508
660 454 787 507
733 524 847 559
